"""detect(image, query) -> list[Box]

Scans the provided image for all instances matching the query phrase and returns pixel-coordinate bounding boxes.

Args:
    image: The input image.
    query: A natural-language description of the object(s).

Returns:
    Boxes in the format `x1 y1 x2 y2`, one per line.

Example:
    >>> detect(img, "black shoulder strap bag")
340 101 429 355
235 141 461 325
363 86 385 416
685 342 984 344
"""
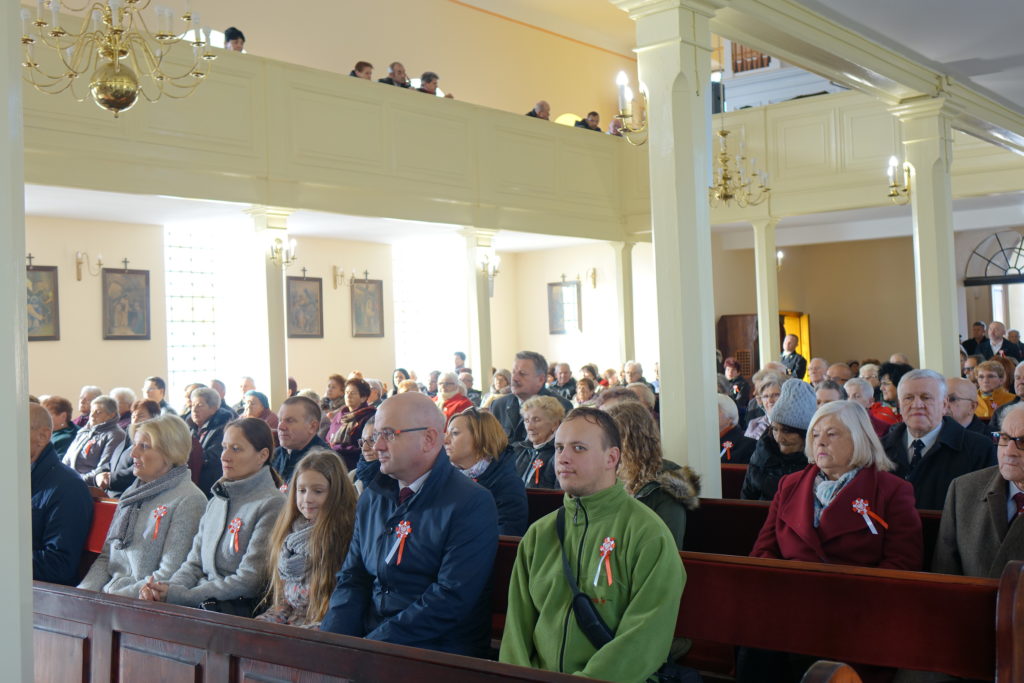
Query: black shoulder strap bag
555 508 701 683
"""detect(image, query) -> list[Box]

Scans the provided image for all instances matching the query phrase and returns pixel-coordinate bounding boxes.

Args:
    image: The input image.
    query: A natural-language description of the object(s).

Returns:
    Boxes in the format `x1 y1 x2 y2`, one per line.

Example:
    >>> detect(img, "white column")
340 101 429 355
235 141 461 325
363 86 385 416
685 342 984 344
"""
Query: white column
890 98 960 376
612 241 636 363
461 228 496 390
752 218 781 368
615 0 722 496
1 0 34 676
246 206 292 409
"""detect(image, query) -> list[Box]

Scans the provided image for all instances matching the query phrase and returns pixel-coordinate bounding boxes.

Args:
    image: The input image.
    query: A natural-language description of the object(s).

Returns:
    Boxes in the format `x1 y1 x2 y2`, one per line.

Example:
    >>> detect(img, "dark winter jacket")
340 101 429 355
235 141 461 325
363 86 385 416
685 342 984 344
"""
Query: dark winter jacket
474 451 528 536
272 434 332 485
187 406 235 497
490 389 573 445
720 425 757 464
322 449 498 656
512 438 559 490
50 423 78 458
740 433 808 501
634 462 701 549
32 444 93 585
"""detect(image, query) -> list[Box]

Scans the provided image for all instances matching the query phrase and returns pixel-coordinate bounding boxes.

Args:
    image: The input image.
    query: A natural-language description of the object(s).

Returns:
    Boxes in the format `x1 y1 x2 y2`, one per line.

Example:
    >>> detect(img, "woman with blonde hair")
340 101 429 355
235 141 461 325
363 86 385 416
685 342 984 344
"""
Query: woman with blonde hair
512 395 565 489
606 402 700 550
445 407 527 535
258 450 357 627
79 414 206 596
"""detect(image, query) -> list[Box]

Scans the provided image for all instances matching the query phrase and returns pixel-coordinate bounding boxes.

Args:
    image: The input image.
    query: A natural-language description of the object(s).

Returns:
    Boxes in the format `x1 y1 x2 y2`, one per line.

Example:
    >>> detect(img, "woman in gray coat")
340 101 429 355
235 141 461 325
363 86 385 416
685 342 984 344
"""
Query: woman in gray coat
140 417 284 615
79 414 206 596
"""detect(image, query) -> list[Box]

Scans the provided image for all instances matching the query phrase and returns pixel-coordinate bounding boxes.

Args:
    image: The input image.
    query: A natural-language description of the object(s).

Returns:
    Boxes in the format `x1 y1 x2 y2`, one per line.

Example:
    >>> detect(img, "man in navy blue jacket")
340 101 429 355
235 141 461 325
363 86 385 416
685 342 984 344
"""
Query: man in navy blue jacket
29 403 93 585
322 392 498 655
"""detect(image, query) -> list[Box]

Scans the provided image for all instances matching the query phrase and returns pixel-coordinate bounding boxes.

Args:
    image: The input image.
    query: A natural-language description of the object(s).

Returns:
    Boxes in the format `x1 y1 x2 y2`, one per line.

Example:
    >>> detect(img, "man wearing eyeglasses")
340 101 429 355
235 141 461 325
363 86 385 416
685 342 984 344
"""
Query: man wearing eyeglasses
880 369 996 510
945 378 990 436
991 362 1024 432
322 392 498 656
933 405 1024 577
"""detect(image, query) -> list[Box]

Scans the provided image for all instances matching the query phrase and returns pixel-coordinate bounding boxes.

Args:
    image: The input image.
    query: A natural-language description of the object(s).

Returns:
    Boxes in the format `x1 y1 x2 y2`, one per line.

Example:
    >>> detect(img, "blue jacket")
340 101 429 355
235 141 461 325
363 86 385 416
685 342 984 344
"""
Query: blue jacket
31 444 93 585
322 448 498 656
187 406 235 497
271 434 331 484
476 450 529 536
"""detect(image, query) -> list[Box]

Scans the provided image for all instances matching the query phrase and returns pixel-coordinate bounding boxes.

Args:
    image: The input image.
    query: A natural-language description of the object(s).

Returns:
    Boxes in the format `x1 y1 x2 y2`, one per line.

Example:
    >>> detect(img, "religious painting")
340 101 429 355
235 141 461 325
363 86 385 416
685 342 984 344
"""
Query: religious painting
351 279 384 338
102 268 150 340
547 281 582 334
27 265 60 341
286 276 324 338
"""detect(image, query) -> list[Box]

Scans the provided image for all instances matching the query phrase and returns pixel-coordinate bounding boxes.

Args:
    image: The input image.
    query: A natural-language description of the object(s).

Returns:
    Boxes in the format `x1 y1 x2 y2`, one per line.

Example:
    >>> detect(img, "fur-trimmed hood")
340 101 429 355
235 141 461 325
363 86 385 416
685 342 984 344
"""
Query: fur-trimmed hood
636 462 701 511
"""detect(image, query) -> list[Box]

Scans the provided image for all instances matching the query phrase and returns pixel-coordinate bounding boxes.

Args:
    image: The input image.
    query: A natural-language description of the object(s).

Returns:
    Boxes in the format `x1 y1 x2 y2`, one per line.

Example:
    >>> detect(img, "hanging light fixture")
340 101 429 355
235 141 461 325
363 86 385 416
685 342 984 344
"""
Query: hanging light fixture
613 71 648 146
21 0 216 118
708 127 770 208
886 155 911 205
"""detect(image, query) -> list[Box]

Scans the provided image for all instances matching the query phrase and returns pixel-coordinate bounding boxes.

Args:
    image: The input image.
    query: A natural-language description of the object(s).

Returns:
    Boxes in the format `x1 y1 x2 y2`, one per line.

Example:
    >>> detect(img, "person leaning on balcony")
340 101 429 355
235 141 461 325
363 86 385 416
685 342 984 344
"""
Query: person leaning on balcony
418 72 454 98
378 61 411 88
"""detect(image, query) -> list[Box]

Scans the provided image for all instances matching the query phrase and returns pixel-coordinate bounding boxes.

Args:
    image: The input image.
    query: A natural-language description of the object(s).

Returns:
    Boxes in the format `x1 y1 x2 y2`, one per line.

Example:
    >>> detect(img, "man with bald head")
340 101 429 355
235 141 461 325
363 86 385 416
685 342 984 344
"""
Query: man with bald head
980 321 1023 361
933 405 1024 577
322 392 498 656
806 358 829 389
29 403 93 585
946 377 989 436
525 100 550 120
826 363 853 386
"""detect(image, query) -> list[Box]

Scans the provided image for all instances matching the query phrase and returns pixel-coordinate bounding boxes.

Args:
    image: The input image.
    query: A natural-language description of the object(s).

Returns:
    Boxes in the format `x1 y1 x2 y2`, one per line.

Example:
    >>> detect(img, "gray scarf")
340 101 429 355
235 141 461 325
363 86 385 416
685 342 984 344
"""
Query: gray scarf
106 466 191 550
278 518 314 584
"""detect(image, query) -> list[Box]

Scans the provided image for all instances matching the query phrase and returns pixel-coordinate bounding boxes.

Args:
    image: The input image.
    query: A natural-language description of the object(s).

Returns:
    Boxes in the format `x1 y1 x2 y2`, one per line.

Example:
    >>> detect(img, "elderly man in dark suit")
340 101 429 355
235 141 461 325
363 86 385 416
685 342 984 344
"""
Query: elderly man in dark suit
978 321 1023 361
881 369 996 510
489 351 572 445
933 405 1024 578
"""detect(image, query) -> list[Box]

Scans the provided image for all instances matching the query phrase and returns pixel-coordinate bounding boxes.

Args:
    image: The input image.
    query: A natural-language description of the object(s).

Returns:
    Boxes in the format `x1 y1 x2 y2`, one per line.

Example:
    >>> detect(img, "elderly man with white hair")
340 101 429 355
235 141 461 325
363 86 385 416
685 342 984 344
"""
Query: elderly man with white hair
63 394 126 486
717 394 755 464
185 386 234 496
845 377 892 438
980 321 1023 361
806 358 829 389
991 361 1024 432
880 369 996 509
109 387 137 430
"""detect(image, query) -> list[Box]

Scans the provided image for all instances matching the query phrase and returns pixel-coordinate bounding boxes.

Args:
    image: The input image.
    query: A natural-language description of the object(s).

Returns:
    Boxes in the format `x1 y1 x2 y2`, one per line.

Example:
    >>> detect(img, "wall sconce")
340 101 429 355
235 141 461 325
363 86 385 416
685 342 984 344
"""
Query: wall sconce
75 251 103 281
586 268 597 288
269 238 298 267
479 250 501 298
886 155 911 205
776 250 784 271
614 71 648 146
332 266 369 288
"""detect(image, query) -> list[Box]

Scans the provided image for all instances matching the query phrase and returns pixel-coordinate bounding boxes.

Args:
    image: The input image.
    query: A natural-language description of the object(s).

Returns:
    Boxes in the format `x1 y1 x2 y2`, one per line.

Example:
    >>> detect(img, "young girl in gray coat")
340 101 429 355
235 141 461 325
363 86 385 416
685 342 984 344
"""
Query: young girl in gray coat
79 414 206 596
257 449 357 627
140 418 284 613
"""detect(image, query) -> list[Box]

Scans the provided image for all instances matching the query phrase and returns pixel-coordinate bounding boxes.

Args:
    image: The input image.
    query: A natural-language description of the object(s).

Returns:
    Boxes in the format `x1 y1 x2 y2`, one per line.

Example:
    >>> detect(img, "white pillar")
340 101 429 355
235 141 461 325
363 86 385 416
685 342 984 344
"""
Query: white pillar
612 241 637 363
752 218 781 368
616 0 722 496
890 98 960 376
461 228 496 390
1 0 34 676
246 207 291 409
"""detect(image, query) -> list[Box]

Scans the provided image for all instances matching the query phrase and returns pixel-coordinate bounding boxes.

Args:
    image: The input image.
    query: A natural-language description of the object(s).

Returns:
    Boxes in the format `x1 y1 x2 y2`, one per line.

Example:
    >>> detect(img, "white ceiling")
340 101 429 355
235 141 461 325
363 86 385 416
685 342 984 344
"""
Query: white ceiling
23 185 599 253
794 0 1024 116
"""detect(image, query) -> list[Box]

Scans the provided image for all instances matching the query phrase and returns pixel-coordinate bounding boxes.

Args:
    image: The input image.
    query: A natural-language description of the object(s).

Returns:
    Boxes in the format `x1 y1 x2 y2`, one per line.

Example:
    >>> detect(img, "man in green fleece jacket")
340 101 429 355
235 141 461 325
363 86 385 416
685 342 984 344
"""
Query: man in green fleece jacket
499 407 685 683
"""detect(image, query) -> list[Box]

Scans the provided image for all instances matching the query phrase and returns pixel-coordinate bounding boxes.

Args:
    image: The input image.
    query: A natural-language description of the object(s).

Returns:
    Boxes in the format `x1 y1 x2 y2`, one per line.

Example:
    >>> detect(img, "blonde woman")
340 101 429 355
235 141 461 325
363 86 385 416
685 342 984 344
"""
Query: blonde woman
512 395 564 489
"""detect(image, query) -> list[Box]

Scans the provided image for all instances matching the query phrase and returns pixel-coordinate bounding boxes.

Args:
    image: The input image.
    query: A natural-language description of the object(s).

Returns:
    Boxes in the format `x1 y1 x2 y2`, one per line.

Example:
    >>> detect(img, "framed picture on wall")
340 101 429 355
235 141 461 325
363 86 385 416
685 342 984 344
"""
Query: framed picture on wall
286 276 324 338
27 265 60 341
102 268 150 340
547 280 582 334
351 279 384 338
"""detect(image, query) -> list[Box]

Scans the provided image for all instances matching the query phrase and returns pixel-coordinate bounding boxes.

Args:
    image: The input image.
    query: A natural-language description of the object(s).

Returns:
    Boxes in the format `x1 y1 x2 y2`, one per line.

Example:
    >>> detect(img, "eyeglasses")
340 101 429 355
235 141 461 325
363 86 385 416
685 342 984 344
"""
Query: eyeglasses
998 434 1024 450
947 395 977 404
368 427 429 443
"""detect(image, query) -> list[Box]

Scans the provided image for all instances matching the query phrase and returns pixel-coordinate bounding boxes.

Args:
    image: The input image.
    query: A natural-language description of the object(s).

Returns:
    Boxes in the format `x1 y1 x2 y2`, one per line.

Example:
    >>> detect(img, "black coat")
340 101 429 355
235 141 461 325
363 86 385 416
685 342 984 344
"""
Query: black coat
549 380 576 402
780 352 807 379
964 415 994 438
512 439 559 490
962 337 985 356
740 433 807 501
105 439 137 497
720 425 757 465
978 338 1023 361
490 388 573 445
31 444 93 585
881 417 997 510
187 406 235 497
272 434 331 484
475 451 528 536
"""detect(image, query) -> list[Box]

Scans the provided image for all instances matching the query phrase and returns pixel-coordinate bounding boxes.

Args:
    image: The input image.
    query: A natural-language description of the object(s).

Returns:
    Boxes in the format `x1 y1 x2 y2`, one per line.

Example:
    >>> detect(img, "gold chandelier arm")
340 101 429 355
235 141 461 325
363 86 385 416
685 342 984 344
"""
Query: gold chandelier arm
23 72 76 96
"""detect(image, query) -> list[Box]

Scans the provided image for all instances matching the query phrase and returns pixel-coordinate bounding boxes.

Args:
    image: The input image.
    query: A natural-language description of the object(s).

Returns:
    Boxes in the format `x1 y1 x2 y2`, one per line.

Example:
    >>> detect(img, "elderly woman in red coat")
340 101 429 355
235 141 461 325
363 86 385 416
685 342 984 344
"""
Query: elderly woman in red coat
750 399 922 569
740 400 923 683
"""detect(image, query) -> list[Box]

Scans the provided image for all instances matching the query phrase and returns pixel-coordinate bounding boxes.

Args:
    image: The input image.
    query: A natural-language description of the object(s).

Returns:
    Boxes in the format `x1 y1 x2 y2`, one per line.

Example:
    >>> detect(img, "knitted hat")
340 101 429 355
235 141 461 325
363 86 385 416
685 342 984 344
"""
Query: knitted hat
768 379 817 431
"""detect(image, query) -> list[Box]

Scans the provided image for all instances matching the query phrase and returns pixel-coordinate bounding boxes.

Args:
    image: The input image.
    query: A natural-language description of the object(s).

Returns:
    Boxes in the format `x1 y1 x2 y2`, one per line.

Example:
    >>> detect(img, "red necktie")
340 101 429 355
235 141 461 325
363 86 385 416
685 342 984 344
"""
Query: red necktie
398 487 414 505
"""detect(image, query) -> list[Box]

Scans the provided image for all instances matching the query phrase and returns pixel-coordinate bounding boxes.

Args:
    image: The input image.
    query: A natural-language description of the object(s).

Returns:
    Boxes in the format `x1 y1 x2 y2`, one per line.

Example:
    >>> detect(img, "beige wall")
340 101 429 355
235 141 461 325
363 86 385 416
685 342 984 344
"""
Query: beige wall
26 216 167 404
176 0 633 123
286 237 395 392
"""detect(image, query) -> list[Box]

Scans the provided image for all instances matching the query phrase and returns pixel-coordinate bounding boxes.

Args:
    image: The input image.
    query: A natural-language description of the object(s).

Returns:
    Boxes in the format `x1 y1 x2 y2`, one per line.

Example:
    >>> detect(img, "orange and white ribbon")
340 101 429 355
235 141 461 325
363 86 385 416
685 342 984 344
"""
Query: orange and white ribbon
151 505 168 540
852 498 888 535
531 458 544 484
279 484 289 493
592 537 615 587
386 520 412 565
720 441 734 461
228 517 243 552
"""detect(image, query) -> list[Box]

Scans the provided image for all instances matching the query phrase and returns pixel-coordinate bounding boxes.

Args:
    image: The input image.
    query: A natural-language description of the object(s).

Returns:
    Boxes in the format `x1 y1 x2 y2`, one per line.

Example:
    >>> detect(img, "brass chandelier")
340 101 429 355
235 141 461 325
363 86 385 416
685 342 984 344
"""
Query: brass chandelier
708 129 770 208
21 0 216 117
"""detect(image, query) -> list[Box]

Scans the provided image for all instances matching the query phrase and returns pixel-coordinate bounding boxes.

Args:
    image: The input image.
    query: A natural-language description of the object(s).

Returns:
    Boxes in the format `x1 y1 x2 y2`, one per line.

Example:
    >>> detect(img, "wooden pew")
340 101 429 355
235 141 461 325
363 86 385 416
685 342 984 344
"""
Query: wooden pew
32 582 583 683
491 538 1023 681
526 491 943 568
720 463 748 499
